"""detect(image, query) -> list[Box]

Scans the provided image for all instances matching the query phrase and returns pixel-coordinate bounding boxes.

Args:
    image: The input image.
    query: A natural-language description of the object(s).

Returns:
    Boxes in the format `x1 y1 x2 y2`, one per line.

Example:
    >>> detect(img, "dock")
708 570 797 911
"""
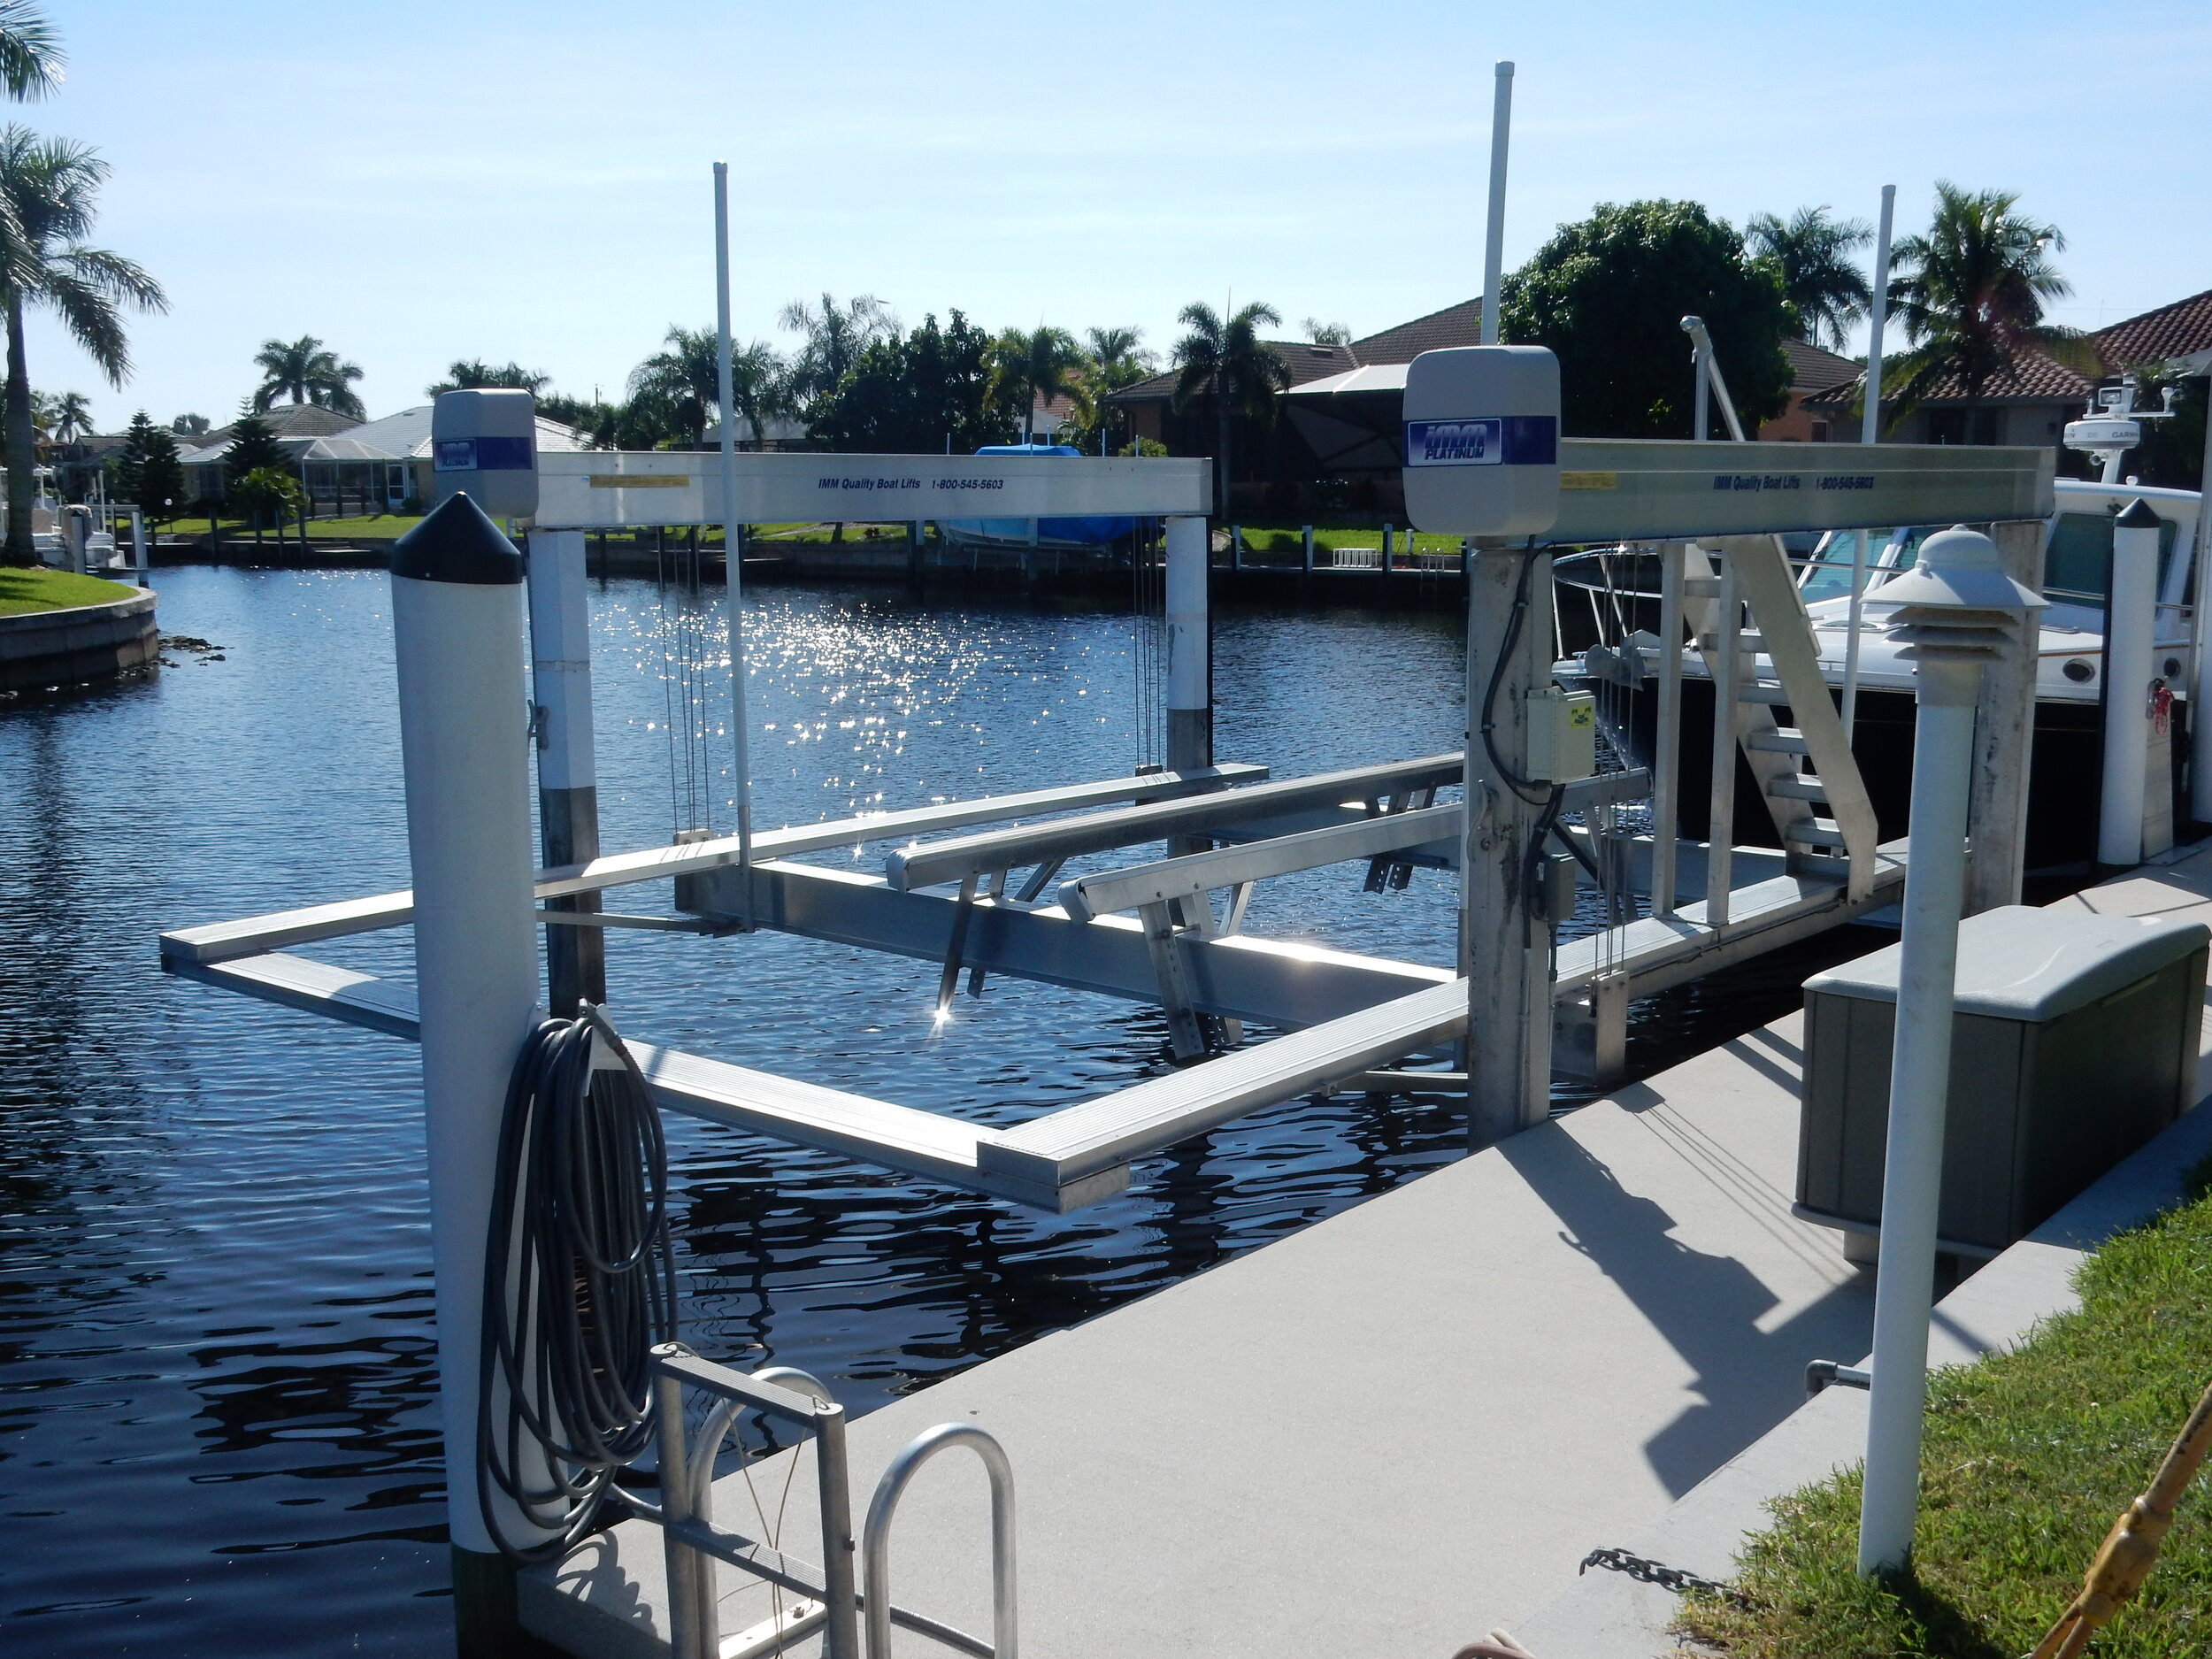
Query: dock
526 840 2212 1659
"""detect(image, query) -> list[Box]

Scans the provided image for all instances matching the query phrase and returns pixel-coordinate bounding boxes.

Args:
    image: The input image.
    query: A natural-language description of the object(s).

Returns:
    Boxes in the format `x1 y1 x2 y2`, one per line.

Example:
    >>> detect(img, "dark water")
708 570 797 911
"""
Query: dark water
0 568 1870 1655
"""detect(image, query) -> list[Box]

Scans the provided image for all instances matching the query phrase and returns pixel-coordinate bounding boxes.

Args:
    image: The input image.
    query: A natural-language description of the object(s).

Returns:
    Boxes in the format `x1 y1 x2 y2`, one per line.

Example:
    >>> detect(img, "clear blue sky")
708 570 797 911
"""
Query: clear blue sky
27 0 2212 428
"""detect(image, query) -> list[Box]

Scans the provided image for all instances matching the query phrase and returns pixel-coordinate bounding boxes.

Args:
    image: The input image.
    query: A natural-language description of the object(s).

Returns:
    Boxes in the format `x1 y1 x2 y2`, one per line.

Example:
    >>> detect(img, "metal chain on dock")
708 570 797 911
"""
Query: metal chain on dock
1578 1547 1749 1608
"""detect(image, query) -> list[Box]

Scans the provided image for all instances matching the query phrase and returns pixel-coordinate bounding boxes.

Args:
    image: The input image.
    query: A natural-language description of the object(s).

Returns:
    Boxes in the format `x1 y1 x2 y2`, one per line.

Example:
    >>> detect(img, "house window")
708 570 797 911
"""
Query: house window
1811 420 1831 442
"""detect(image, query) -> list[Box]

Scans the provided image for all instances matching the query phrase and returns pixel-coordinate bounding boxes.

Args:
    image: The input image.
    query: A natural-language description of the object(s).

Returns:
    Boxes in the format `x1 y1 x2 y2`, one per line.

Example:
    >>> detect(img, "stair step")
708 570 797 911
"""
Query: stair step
1792 852 1853 880
1785 820 1847 849
1766 775 1829 802
1699 633 1769 652
1745 728 1810 754
1734 683 1794 705
1682 578 1722 598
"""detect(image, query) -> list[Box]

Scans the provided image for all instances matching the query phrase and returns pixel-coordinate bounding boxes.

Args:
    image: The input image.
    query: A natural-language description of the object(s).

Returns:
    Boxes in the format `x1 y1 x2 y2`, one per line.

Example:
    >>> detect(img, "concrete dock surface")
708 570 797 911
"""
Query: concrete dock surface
526 841 2212 1659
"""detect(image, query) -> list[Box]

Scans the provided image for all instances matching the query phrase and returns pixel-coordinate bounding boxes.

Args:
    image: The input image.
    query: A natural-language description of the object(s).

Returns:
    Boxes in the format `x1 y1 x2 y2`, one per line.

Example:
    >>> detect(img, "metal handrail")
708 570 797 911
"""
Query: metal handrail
650 1344 860 1659
862 1422 1018 1659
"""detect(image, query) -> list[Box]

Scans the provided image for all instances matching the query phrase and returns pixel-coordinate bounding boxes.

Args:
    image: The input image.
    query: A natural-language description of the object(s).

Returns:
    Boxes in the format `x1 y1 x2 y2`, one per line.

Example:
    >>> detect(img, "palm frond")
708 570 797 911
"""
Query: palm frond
38 264 131 386
0 4 61 103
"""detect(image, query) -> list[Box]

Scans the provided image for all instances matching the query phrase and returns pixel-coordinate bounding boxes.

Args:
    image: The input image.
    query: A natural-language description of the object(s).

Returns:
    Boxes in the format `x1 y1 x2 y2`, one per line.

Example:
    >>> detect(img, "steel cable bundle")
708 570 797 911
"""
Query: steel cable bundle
478 1004 678 1562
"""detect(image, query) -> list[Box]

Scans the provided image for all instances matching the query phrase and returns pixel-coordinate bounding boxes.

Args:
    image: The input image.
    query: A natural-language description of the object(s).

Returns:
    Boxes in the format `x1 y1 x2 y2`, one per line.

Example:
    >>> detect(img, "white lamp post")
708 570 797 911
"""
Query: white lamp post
1857 525 2045 1574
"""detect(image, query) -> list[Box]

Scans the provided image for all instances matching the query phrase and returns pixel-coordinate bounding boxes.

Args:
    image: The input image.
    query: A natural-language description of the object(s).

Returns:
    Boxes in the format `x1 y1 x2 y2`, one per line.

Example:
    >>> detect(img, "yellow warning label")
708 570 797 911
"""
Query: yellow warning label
1560 471 1617 490
588 473 690 488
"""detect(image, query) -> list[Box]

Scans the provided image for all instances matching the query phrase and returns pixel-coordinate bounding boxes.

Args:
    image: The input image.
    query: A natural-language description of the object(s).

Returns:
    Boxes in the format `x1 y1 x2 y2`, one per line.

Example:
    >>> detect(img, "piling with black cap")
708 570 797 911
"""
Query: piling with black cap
388 494 557 1587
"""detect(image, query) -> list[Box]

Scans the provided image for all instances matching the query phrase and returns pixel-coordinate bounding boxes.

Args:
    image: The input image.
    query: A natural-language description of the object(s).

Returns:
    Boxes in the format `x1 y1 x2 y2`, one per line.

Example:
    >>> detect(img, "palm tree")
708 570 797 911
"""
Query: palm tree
1882 182 2081 426
426 358 549 396
172 411 209 437
1746 206 1872 351
1302 318 1351 346
252 335 365 419
779 293 894 405
988 325 1082 441
48 387 86 441
721 339 787 449
1171 301 1290 518
0 2 60 102
626 325 721 448
1085 325 1158 392
0 127 165 565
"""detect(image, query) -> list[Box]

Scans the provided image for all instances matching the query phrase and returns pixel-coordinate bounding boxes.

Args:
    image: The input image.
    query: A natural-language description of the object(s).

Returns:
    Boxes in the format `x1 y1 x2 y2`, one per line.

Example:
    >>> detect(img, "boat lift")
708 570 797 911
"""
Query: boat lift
158 430 2053 1212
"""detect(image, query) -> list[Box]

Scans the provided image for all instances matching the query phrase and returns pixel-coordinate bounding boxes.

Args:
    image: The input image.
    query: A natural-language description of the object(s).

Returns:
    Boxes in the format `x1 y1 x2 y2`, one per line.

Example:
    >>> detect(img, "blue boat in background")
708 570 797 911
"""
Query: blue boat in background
939 443 1140 551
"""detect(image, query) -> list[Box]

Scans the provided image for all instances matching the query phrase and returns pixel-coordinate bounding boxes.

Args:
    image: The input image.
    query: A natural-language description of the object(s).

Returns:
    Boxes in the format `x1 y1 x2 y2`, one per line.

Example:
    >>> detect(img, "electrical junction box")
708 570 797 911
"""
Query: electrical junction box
432 388 539 520
1525 687 1597 784
1402 345 1561 538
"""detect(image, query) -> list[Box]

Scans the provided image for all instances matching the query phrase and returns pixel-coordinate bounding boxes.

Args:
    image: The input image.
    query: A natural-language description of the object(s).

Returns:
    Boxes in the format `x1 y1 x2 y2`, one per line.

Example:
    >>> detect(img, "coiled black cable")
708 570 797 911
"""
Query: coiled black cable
478 1003 678 1562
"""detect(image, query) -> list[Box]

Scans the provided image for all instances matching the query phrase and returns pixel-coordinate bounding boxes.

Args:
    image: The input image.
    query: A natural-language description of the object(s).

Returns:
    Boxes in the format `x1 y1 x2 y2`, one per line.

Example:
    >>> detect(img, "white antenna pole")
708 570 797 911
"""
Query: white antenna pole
714 160 756 931
1843 183 1898 743
1480 61 1514 346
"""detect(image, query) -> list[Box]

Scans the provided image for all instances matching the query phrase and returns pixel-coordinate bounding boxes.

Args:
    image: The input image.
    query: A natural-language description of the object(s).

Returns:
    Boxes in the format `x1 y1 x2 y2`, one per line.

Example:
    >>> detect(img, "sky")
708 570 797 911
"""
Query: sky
22 0 2212 430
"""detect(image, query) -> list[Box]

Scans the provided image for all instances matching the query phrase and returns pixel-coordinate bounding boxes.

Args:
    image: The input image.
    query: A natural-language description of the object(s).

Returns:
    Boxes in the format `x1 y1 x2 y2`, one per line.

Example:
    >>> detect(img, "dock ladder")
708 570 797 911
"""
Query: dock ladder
643 1344 1018 1659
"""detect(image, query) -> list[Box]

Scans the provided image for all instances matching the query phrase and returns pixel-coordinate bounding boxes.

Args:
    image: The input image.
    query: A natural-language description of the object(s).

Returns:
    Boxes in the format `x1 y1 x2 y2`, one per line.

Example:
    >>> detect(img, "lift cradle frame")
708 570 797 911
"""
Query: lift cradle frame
158 442 2050 1212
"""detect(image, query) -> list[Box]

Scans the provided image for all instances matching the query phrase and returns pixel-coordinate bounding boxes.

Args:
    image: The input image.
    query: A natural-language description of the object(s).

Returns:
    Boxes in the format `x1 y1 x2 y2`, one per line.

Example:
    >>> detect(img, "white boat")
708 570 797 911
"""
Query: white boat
1559 380 2202 870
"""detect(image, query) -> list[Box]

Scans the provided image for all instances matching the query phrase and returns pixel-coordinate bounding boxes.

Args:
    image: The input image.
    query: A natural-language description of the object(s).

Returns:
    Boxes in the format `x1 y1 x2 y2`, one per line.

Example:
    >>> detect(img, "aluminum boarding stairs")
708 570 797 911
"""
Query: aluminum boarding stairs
1676 535 1880 910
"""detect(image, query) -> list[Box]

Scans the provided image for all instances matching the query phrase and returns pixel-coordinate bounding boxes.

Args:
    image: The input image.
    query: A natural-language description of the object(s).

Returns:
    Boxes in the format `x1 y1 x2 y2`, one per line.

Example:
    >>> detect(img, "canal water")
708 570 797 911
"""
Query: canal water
0 566 1874 1655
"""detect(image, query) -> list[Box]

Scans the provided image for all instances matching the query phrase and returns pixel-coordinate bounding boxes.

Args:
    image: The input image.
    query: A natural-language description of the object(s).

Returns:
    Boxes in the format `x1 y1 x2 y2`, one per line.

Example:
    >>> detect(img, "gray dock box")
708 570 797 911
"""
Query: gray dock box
1798 904 2207 1254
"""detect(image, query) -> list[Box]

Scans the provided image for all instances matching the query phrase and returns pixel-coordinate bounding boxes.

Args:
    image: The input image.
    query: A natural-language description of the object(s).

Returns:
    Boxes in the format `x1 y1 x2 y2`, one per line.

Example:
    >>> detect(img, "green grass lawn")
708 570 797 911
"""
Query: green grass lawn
0 565 140 616
172 513 426 541
1229 523 1468 557
1679 1159 2212 1657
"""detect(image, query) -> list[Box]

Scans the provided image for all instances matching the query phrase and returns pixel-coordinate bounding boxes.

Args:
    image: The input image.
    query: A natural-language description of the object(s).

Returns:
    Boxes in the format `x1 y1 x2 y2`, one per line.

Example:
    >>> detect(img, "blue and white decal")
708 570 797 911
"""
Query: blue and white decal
434 435 534 472
1404 415 1558 468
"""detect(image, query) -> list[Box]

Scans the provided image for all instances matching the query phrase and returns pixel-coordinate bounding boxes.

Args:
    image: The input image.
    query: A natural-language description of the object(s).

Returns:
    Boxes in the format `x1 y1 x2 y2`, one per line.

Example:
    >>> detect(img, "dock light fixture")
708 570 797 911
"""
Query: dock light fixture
1858 525 2044 1576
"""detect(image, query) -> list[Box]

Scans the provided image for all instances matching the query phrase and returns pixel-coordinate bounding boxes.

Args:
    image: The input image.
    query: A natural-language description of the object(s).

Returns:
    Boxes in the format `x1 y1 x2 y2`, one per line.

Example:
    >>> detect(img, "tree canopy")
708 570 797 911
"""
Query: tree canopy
0 124 165 562
1747 206 1872 351
809 311 1002 453
1172 300 1290 516
221 411 285 476
1501 199 1793 438
1884 181 2080 422
252 334 365 419
427 358 547 396
987 325 1082 441
111 410 184 517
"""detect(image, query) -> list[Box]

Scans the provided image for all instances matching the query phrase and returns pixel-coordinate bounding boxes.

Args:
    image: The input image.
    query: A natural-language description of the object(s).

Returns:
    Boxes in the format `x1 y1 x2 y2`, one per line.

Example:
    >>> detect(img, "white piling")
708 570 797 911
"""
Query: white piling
526 527 604 1010
1165 515 1210 771
1856 526 2042 1575
714 159 757 927
1480 62 1512 346
388 494 551 1561
2193 403 2212 822
2100 498 2163 867
1843 184 1897 743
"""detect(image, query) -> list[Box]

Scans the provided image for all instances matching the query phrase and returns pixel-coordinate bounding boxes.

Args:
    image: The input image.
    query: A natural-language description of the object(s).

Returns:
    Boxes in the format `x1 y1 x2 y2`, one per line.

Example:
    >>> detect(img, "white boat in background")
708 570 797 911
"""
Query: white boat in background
1560 379 2204 870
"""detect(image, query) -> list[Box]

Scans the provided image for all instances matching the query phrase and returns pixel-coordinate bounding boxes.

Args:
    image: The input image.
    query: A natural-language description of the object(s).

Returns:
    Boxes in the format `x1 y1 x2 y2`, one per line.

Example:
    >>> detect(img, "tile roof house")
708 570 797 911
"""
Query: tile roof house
1760 340 1863 442
1800 286 2212 455
2093 286 2212 375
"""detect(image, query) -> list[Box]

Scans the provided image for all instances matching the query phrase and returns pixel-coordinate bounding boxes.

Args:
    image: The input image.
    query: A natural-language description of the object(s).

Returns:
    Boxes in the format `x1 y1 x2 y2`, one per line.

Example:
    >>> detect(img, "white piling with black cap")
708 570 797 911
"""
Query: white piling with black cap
388 493 555 1572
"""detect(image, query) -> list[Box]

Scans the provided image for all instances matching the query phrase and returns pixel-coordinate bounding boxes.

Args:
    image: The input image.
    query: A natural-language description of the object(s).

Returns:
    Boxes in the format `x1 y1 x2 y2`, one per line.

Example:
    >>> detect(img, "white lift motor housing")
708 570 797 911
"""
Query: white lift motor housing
1402 345 1561 538
432 388 539 520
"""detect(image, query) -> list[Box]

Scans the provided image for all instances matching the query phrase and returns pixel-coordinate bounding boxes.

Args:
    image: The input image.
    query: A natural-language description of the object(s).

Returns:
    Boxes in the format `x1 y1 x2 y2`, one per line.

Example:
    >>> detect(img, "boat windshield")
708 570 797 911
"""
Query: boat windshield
1800 531 1889 603
2039 510 2179 606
